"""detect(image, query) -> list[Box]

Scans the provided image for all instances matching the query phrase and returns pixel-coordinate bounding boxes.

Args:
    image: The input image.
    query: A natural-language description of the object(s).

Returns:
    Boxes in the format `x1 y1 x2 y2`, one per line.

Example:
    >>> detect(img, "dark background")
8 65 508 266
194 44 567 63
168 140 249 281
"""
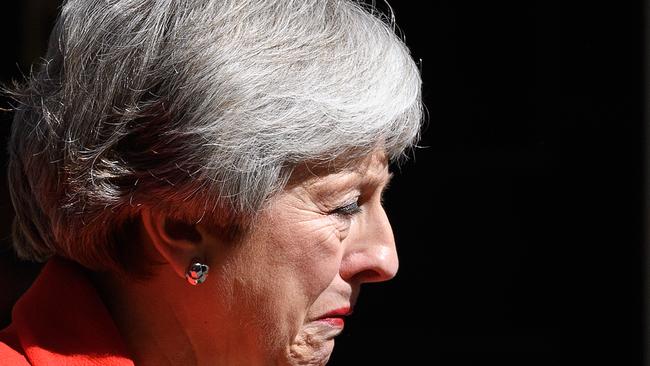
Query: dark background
0 1 645 365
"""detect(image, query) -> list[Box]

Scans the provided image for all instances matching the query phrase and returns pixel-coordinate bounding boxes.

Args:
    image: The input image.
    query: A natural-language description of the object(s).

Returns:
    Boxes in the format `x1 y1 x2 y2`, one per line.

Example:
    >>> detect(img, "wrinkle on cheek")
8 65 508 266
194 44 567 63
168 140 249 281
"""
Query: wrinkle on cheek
257 199 341 291
271 206 340 258
272 207 342 293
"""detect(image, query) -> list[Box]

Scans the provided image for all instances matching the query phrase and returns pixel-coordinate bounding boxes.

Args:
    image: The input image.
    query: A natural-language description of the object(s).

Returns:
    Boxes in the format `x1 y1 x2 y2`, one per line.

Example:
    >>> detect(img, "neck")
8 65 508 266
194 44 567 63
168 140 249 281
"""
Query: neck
91 264 267 366
91 265 198 366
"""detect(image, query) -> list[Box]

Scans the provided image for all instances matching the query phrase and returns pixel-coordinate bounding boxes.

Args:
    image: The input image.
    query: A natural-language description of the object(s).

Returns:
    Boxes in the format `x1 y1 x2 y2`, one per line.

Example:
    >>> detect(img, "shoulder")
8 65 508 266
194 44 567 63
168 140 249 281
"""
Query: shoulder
0 325 30 366
0 258 135 366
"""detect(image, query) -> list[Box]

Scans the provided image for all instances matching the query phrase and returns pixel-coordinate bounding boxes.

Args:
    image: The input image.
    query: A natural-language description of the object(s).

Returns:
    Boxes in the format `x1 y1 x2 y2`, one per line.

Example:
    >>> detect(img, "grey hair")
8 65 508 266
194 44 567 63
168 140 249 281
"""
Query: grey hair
7 0 423 273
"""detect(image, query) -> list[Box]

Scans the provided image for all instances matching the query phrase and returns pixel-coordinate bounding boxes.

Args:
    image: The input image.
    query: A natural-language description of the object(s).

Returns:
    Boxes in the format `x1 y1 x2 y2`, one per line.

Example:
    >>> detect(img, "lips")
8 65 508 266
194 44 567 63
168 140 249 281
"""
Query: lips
317 307 352 328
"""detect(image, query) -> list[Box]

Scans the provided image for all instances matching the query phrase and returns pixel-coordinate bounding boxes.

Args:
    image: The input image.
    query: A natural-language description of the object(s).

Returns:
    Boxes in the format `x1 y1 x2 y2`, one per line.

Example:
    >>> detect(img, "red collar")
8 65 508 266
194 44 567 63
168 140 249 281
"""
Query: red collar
0 257 134 366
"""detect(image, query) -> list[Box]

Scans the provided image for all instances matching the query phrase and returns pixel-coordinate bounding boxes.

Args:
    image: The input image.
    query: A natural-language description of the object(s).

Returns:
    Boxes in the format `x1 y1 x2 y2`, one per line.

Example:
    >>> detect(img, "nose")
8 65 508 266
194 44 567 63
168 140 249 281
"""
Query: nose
339 204 399 284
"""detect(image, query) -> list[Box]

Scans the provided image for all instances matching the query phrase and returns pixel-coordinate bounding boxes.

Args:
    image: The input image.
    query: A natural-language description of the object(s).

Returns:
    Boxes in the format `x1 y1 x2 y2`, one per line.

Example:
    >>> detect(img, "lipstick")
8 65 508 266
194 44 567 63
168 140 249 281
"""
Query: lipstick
317 307 351 328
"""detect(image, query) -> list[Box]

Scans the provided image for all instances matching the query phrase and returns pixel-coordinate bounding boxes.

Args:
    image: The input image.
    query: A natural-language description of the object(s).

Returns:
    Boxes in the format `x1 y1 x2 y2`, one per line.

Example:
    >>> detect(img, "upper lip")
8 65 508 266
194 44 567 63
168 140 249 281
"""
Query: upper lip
319 307 352 319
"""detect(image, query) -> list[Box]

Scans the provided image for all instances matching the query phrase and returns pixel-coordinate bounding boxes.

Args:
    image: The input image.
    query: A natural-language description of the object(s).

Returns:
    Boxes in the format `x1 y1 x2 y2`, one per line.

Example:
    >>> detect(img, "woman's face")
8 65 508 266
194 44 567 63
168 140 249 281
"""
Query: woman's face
200 151 398 365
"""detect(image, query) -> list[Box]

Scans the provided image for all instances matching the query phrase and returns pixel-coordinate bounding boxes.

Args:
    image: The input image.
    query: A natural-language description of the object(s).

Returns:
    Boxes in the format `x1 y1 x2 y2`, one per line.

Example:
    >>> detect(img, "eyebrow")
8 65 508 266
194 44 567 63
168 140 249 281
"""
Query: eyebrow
376 171 394 196
383 172 394 190
362 169 393 192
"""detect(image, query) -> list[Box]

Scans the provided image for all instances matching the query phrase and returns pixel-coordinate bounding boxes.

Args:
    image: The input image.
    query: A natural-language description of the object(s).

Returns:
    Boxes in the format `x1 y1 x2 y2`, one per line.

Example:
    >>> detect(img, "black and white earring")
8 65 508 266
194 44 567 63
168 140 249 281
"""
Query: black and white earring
185 260 209 285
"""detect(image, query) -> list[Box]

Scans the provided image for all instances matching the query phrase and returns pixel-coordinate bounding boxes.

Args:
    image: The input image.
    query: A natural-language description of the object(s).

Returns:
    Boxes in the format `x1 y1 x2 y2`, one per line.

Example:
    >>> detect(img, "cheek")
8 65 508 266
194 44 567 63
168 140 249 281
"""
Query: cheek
261 215 345 322
238 214 343 310
288 217 344 292
247 218 344 345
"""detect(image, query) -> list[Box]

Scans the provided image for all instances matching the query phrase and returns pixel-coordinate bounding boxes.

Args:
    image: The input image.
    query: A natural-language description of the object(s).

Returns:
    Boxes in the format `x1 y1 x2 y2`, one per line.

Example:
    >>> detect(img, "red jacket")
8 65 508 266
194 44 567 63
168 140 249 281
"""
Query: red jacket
0 258 134 365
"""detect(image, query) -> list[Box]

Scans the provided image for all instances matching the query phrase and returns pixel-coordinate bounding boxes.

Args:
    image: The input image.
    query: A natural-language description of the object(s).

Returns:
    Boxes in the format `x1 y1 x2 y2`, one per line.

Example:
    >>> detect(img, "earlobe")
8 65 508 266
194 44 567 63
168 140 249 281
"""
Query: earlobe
140 208 206 281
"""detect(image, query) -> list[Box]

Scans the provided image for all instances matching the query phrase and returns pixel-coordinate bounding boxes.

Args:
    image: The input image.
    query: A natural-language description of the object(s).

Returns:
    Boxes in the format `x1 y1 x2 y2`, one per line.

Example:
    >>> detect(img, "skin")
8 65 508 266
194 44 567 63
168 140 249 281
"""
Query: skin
95 151 398 365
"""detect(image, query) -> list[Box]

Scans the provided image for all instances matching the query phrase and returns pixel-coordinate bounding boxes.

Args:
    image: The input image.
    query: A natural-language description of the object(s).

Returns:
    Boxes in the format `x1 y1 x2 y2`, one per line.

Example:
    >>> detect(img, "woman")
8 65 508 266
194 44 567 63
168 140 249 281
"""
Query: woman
0 0 422 365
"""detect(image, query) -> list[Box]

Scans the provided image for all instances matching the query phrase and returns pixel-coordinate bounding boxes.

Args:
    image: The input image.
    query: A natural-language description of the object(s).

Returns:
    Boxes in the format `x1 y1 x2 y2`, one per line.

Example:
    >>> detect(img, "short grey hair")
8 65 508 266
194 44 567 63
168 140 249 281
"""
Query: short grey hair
7 0 423 273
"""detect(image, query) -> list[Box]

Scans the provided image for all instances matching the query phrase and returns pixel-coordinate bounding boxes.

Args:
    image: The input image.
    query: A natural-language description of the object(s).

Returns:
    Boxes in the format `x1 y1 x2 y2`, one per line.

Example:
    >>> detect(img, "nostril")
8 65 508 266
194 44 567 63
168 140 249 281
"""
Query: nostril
353 269 383 284
353 267 398 284
340 247 399 284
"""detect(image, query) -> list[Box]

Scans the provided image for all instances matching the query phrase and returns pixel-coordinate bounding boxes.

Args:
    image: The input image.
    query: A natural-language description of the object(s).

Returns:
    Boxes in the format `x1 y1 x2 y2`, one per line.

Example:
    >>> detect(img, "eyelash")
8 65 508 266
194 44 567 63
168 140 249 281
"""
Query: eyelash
332 200 362 217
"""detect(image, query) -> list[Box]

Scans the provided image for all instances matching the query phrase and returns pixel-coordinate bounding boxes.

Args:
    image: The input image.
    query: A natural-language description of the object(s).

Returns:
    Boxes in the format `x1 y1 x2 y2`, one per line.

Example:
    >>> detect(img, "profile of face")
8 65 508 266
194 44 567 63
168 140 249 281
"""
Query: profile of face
187 151 397 365
1 0 421 365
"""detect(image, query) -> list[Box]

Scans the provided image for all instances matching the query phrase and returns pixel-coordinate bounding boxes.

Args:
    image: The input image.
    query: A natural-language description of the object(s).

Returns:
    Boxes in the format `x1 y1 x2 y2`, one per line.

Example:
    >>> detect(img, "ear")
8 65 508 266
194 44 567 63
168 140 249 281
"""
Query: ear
140 207 208 280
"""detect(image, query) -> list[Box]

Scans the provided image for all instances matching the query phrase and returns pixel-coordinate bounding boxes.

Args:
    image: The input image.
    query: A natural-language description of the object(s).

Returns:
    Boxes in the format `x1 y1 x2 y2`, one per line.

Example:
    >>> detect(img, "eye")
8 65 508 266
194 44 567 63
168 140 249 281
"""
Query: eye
332 200 362 217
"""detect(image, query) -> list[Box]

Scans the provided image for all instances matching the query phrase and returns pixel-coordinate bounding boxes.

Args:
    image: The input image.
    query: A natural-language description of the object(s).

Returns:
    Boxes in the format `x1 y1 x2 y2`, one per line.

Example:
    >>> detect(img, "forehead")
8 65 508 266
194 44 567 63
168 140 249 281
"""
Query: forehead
289 151 390 190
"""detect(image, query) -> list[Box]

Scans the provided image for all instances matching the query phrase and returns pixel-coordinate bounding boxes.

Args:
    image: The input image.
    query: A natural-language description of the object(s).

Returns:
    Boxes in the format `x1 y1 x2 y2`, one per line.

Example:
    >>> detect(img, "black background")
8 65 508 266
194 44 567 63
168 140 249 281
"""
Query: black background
0 1 645 365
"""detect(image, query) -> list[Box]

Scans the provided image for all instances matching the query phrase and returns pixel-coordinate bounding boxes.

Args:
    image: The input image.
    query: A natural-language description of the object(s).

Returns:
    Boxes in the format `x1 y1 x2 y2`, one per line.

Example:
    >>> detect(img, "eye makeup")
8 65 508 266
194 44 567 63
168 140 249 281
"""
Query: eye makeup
331 200 361 217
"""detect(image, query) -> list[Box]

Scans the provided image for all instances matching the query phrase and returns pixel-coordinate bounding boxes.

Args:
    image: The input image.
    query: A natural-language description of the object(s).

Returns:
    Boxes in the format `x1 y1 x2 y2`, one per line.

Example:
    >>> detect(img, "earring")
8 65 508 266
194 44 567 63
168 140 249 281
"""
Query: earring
185 260 209 285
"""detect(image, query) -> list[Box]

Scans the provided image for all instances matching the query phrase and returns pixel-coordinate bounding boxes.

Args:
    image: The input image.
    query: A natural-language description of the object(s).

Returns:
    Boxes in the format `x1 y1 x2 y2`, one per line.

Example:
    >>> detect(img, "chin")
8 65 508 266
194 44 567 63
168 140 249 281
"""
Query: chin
281 322 339 366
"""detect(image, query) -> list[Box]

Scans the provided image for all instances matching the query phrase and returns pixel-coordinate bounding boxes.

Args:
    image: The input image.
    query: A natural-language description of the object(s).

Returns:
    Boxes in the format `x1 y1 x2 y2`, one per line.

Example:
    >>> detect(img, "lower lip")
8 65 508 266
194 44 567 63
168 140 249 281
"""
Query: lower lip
318 317 345 328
